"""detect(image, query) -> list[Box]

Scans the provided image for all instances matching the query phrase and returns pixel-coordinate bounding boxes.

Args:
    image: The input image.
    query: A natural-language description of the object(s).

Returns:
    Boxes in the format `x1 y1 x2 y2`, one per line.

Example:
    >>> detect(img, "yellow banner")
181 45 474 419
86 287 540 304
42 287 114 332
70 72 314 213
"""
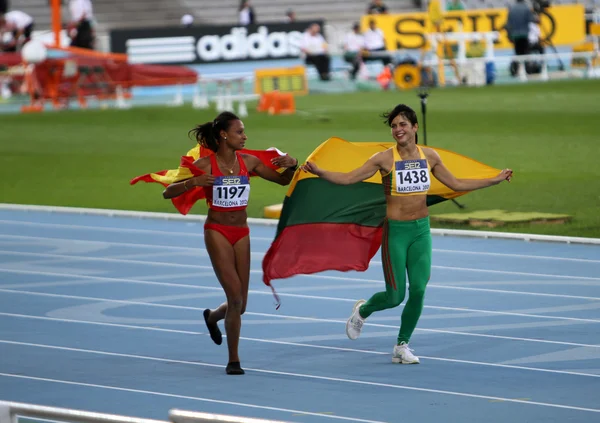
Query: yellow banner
361 4 585 50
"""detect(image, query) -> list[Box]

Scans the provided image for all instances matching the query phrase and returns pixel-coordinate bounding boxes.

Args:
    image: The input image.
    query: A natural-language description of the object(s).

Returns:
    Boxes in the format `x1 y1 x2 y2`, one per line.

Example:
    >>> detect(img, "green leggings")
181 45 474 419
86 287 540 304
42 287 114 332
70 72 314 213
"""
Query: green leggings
359 217 432 344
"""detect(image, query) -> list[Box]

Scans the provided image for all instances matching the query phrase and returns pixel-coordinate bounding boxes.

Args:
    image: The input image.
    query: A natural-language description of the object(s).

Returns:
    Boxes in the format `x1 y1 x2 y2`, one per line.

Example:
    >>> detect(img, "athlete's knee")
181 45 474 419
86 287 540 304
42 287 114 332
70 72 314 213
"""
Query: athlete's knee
387 291 405 308
227 296 244 314
240 300 247 315
408 283 427 300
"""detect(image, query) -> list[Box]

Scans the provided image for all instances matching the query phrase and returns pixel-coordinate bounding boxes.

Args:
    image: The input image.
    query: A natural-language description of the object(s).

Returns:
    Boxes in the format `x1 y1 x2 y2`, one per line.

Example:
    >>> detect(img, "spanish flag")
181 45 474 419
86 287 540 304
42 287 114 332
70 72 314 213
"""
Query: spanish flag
262 137 500 288
130 145 287 215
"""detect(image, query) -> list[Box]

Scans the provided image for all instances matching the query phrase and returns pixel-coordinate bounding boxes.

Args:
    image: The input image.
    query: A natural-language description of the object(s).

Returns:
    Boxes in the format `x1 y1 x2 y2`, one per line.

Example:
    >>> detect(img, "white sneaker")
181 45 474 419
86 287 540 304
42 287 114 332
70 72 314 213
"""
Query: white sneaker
392 342 420 364
346 299 366 340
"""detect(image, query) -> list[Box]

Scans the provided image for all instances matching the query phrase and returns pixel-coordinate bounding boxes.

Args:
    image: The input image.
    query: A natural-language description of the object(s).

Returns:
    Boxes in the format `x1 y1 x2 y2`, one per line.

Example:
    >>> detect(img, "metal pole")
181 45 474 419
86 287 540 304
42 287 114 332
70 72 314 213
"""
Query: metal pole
417 88 428 146
417 88 466 209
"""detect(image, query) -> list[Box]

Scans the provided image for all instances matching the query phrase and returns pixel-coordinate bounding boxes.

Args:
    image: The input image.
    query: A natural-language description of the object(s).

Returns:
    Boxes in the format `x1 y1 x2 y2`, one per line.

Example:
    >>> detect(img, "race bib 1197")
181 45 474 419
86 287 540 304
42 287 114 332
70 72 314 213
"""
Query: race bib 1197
212 176 250 208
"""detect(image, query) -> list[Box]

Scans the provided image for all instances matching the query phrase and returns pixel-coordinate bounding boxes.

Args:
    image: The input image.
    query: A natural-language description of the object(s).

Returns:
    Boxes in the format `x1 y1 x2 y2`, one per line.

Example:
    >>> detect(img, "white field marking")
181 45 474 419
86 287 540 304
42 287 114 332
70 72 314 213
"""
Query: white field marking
103 251 185 260
0 238 266 261
432 248 600 264
46 290 599 328
1 288 599 348
2 219 599 263
2 270 600 323
2 275 600 323
2 247 600 291
1 341 600 414
0 312 202 335
1 313 600 379
0 219 275 242
438 280 600 287
0 227 600 266
429 285 600 301
127 272 217 281
372 250 600 265
1 280 108 289
0 374 386 423
1 203 599 245
432 264 600 281
3 265 600 303
1 209 600 247
2 235 600 282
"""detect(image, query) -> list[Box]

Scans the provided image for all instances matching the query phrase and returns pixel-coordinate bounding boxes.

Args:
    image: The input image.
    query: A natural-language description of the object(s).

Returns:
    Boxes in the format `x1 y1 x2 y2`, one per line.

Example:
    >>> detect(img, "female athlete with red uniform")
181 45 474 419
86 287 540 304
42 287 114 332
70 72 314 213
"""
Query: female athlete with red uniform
163 111 298 375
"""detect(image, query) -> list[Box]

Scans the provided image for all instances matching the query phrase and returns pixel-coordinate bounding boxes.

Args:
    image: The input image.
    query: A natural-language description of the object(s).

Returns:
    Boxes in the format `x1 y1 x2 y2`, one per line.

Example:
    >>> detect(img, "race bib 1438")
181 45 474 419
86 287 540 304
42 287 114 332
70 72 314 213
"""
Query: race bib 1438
395 159 430 193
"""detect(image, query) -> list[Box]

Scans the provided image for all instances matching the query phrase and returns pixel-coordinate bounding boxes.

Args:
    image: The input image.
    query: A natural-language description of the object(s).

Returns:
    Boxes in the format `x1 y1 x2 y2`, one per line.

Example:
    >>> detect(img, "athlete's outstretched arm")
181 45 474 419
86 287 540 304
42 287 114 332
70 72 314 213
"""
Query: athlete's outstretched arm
301 152 384 185
245 154 298 186
426 149 512 192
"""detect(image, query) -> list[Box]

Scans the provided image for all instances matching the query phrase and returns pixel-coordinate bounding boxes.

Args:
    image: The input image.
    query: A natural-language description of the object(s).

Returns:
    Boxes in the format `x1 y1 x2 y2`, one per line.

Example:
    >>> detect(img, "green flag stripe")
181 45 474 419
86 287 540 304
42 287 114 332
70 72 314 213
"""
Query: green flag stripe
275 178 450 237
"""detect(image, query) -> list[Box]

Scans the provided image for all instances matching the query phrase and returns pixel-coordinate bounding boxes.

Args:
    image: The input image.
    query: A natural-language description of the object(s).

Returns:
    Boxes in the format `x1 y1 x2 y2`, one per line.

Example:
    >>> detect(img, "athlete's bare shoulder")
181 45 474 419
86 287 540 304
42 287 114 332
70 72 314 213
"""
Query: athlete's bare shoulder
376 147 394 160
239 153 260 169
421 146 441 165
239 152 258 161
193 156 212 172
374 147 395 173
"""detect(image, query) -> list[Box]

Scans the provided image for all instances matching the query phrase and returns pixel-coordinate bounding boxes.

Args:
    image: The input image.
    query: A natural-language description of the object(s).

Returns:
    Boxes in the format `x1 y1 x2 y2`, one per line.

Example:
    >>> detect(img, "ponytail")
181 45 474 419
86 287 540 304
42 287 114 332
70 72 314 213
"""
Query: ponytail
188 111 241 152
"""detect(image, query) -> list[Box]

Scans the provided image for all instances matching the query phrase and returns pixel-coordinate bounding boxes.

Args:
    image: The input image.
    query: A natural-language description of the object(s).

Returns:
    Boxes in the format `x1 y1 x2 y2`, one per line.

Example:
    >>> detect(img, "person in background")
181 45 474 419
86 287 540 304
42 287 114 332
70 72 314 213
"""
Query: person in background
300 23 331 81
239 0 256 26
283 9 296 23
446 0 465 11
69 0 95 49
528 14 544 55
181 14 194 28
504 0 533 58
0 0 6 49
343 22 366 80
363 19 392 67
0 10 34 52
367 0 388 14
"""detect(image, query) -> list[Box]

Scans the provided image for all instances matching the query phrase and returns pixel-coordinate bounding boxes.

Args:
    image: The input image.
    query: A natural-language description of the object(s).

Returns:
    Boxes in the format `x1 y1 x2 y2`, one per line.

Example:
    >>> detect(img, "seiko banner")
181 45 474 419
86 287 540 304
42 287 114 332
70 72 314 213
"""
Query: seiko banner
109 20 323 65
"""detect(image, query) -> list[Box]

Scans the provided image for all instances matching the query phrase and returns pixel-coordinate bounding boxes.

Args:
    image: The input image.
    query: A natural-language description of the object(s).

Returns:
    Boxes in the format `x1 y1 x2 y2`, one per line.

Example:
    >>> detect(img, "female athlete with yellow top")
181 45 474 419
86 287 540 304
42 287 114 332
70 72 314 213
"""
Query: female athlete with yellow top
301 104 512 364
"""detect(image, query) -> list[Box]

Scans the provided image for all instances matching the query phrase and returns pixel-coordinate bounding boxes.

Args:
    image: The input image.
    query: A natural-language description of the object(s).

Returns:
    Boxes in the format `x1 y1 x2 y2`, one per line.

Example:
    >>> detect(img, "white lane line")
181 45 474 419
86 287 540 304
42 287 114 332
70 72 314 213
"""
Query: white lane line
432 249 600 264
1 314 599 378
0 290 598 348
0 373 386 423
1 220 598 263
2 249 600 291
0 220 274 241
0 341 599 414
0 312 201 335
430 285 600 301
2 274 600 324
1 236 599 282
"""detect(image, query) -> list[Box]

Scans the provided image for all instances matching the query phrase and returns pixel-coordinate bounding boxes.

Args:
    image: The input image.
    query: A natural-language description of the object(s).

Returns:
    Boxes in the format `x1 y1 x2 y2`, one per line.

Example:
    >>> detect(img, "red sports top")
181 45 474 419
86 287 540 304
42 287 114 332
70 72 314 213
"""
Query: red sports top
205 152 251 212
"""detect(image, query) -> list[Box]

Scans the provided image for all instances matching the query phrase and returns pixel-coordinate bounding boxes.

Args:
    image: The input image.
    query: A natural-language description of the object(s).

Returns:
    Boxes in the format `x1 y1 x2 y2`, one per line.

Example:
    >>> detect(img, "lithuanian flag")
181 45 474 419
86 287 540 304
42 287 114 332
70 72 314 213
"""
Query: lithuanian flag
130 145 287 215
262 137 500 287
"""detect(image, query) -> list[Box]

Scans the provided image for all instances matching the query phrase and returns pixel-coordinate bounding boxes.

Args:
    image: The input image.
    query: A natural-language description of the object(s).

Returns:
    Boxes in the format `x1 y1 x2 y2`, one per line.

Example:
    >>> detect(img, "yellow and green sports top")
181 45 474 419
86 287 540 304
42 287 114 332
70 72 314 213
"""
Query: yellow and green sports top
382 146 431 196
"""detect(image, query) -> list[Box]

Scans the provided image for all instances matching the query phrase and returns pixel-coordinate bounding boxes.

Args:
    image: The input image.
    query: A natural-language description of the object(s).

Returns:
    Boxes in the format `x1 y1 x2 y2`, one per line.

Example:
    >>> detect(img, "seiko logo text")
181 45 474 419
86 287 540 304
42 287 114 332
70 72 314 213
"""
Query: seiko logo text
222 177 242 185
404 162 422 170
